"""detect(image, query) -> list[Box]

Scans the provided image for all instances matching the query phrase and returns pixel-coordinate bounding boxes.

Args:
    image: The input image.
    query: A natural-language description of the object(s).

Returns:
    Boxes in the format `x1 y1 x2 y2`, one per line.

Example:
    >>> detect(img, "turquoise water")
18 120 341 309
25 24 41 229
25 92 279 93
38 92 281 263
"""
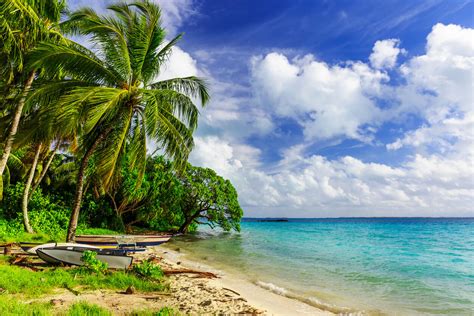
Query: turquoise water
167 218 474 315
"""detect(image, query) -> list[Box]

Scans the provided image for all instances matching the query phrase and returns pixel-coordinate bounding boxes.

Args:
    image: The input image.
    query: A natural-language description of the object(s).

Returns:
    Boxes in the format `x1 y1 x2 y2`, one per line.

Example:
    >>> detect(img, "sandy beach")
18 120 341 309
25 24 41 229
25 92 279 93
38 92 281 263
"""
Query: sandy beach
24 246 333 315
157 246 334 315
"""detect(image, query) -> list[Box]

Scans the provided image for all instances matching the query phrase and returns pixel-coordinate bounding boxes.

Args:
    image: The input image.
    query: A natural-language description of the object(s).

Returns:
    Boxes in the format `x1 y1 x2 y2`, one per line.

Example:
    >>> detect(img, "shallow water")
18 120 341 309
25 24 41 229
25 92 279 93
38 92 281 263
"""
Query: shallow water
167 218 474 315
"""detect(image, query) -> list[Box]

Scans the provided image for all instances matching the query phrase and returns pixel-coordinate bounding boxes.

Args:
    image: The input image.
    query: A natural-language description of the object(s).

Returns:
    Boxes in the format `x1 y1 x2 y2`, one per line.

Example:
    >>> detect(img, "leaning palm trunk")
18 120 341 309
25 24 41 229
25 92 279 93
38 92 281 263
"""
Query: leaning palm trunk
66 131 109 242
0 70 36 199
22 142 42 233
28 141 60 202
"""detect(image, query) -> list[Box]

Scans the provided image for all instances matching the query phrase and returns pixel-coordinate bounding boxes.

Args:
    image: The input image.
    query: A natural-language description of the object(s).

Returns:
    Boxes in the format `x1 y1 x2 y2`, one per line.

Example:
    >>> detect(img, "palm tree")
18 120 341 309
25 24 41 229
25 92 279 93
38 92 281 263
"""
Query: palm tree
29 1 209 241
0 0 65 199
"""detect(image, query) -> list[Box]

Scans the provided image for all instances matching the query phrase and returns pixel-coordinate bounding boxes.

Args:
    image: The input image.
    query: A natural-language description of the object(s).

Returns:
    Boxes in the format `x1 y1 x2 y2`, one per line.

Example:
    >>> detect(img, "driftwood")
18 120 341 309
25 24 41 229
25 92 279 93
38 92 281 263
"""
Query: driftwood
141 293 172 300
222 287 241 296
9 255 46 271
163 268 218 279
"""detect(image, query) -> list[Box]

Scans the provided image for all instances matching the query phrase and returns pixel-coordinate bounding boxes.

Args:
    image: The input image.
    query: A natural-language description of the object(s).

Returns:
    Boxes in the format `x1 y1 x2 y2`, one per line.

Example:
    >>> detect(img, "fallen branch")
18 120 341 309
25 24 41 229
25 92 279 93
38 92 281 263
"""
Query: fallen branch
63 284 80 296
222 287 240 296
142 293 172 300
163 269 218 279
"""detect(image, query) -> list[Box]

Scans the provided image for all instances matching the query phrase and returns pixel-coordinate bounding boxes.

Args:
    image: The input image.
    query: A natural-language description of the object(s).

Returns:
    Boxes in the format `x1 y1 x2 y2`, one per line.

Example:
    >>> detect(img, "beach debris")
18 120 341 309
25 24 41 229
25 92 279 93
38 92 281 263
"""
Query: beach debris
3 243 12 255
223 287 240 296
125 285 135 294
163 268 218 279
199 299 212 307
9 255 43 271
50 299 65 306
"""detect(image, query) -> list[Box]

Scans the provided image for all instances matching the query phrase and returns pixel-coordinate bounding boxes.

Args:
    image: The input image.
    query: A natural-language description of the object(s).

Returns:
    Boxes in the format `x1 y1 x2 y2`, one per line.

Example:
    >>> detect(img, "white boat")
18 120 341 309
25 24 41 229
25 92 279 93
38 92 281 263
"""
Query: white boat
22 242 99 255
37 246 133 269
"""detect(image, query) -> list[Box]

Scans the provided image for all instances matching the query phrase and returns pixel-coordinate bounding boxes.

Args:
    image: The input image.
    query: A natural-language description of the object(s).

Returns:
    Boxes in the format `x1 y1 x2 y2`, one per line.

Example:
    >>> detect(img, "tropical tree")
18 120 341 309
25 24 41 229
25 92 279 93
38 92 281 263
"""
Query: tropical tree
177 165 243 233
0 0 66 199
29 1 209 241
107 155 184 232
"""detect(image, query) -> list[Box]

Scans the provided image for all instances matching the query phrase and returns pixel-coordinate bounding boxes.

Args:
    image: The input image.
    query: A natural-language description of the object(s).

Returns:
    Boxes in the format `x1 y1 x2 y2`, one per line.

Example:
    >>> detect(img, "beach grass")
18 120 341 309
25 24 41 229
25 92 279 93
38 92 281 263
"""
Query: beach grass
0 255 167 297
130 307 180 316
0 296 52 315
67 302 112 316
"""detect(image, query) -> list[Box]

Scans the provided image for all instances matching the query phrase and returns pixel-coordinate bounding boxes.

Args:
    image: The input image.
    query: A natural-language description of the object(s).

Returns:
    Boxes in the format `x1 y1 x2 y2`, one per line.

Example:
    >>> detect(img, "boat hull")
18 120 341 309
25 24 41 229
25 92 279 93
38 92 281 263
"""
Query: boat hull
75 234 172 247
37 247 133 269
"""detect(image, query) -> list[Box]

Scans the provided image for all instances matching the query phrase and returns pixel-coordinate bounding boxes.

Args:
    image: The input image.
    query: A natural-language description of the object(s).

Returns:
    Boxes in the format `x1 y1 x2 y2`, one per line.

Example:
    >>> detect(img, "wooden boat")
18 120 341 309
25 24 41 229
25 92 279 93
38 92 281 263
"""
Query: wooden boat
75 234 172 247
21 242 99 255
37 246 133 269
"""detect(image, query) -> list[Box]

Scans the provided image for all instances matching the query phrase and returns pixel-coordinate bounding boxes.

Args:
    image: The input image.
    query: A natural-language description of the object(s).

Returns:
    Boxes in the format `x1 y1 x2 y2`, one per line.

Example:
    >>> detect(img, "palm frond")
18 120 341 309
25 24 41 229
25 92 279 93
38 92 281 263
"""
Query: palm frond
150 76 210 106
28 42 123 86
94 108 133 189
143 89 200 130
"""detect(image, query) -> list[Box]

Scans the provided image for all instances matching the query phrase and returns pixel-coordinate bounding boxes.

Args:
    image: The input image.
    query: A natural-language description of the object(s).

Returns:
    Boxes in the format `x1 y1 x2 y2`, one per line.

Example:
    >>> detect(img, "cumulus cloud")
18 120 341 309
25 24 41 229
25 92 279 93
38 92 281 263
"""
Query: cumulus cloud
156 46 199 80
389 23 474 151
369 39 405 69
190 136 474 217
251 53 387 141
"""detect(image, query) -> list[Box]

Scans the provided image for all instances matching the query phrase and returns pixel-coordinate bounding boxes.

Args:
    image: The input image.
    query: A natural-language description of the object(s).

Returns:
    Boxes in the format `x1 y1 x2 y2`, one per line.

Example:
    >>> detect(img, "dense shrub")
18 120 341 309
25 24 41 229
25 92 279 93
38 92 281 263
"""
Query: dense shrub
1 183 70 239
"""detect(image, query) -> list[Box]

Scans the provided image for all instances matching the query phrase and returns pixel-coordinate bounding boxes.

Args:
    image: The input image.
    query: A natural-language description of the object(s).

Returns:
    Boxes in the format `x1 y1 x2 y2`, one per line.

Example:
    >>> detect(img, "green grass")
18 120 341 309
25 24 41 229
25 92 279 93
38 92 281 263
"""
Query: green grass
67 302 112 316
0 298 179 316
130 307 180 316
0 296 52 316
76 227 121 236
0 256 166 297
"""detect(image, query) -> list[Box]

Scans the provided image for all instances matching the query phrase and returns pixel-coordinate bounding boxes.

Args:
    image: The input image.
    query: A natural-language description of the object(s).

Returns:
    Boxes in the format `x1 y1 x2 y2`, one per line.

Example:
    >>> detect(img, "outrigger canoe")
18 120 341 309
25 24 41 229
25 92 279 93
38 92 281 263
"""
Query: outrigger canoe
75 234 172 247
20 242 146 254
21 242 99 255
37 246 133 269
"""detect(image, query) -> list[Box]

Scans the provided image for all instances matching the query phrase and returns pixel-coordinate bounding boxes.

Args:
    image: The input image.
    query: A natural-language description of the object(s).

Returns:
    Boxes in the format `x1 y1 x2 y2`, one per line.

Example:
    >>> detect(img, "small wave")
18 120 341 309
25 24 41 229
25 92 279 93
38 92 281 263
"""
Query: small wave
256 281 289 296
255 281 369 315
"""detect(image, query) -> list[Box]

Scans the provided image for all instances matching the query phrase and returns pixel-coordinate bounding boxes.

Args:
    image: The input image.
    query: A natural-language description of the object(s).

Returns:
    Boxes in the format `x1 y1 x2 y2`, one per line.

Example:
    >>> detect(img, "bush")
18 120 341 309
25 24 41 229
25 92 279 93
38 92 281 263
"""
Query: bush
133 259 164 279
1 183 70 239
80 251 108 274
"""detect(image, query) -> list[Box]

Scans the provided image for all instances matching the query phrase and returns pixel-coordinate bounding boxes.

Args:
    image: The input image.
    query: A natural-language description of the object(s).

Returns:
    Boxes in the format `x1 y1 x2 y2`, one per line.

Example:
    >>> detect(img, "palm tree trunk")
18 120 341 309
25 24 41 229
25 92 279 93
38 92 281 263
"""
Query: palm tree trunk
0 70 36 181
66 130 110 242
22 142 42 233
28 141 60 202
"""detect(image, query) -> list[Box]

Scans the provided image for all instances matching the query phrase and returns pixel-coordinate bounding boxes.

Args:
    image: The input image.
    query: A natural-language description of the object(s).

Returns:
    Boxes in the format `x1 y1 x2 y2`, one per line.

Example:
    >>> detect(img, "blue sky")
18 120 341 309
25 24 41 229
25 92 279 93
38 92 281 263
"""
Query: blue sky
70 0 474 217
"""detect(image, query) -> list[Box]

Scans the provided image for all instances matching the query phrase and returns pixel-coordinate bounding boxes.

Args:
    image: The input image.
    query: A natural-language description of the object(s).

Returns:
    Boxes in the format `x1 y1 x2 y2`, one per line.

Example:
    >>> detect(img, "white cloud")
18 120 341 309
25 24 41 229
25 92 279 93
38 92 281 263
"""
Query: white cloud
156 46 199 80
190 136 474 217
251 53 387 141
389 23 474 151
156 0 197 36
369 39 405 69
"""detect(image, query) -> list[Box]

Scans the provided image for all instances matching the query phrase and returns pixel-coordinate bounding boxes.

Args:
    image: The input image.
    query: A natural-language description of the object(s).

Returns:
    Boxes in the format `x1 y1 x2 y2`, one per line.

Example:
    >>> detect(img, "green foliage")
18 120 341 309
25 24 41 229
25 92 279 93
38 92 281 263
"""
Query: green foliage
1 182 69 240
177 164 243 233
133 259 164 279
80 250 108 274
67 302 111 316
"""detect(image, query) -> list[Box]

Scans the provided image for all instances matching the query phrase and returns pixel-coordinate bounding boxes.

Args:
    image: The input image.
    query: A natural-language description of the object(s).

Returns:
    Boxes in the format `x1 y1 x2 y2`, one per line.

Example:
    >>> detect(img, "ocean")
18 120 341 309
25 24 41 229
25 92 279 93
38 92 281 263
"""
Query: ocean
166 218 474 315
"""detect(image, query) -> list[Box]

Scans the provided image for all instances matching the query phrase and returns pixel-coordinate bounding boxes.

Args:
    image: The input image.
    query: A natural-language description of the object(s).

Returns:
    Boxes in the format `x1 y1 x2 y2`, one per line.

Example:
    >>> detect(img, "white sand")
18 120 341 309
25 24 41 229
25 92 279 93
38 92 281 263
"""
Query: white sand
158 246 333 315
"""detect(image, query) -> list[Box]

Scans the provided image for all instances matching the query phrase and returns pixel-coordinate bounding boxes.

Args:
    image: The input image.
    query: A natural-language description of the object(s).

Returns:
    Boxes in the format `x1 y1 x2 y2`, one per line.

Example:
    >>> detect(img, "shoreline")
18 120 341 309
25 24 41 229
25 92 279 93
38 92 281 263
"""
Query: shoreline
157 245 335 315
